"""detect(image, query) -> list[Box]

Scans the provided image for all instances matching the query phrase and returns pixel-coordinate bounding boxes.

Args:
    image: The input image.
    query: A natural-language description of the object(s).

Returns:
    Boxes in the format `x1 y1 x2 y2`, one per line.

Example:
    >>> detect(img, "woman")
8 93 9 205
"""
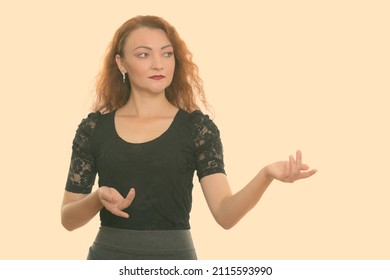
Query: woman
61 15 317 260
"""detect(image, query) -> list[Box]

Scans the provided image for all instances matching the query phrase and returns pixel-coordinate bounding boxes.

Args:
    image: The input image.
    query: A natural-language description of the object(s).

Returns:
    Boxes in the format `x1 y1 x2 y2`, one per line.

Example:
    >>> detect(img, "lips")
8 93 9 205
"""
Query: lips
149 75 165 80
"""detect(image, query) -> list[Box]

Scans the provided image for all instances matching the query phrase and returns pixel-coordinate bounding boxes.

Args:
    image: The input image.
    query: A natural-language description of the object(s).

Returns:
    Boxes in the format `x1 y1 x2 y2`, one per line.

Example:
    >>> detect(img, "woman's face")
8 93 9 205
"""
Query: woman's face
116 27 175 96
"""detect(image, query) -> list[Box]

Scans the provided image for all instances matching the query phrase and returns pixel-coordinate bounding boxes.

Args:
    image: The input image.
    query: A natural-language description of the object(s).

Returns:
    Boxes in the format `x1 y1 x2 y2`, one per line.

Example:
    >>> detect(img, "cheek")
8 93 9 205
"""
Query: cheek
168 59 176 76
128 63 146 76
127 65 149 84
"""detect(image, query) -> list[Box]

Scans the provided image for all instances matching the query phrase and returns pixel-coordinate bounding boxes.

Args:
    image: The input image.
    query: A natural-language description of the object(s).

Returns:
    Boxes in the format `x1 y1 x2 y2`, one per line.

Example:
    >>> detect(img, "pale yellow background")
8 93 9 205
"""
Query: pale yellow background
0 0 389 259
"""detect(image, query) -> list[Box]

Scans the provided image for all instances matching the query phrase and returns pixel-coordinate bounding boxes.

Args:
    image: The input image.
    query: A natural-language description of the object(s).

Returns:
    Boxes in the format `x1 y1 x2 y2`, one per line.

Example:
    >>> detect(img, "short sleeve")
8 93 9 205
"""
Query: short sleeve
192 111 226 180
65 112 100 194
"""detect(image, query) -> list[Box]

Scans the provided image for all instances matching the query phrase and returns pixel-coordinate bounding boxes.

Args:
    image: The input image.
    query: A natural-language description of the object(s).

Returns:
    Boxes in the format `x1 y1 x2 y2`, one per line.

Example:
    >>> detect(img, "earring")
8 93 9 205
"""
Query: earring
122 72 126 83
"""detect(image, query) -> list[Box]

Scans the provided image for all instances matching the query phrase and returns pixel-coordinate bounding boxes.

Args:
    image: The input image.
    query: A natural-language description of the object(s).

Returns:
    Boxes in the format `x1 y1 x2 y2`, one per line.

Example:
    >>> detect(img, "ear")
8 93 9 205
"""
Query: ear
115 54 126 73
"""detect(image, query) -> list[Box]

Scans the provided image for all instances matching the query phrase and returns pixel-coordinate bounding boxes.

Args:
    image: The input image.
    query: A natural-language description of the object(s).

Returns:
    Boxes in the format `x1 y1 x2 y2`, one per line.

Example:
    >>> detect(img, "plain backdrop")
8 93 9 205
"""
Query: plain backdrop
0 0 389 259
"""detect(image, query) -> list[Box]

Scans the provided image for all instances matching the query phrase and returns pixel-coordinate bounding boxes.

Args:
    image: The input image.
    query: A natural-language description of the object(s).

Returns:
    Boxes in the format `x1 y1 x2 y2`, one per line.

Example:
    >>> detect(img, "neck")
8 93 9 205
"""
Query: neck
120 90 176 118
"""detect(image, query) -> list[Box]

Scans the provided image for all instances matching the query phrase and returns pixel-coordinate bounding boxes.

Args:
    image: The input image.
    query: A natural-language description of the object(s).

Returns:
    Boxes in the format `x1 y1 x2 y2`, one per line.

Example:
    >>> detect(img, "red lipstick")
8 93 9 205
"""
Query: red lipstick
149 75 165 80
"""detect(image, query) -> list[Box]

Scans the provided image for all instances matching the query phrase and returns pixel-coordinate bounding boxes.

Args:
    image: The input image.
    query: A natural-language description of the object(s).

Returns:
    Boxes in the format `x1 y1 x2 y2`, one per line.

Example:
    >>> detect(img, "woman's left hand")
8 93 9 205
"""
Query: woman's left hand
265 150 317 183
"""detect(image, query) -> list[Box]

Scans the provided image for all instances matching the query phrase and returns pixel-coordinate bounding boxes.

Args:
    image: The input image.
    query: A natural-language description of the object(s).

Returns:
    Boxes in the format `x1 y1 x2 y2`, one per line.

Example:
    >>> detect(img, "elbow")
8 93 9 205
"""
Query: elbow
61 210 78 232
62 224 75 232
220 223 234 230
216 218 237 230
219 222 235 230
212 209 239 230
61 218 76 231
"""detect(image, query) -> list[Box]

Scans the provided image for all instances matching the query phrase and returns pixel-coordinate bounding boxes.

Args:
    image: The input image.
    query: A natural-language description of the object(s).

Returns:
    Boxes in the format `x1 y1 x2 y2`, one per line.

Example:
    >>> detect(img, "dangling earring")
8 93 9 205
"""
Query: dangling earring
122 72 126 83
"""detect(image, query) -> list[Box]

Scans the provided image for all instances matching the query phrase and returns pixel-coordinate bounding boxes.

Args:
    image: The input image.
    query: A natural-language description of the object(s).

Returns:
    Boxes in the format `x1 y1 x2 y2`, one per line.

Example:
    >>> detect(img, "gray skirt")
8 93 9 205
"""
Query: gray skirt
87 226 197 260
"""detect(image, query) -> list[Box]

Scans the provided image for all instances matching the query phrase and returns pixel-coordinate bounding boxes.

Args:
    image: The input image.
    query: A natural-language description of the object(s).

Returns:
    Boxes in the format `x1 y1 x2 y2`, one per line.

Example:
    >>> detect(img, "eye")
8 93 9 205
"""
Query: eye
163 52 174 57
137 53 149 58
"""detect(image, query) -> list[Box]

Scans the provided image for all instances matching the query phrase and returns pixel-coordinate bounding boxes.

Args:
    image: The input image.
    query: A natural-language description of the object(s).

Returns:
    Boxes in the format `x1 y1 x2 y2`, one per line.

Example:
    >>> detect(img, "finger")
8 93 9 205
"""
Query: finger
289 155 298 180
110 208 130 218
301 163 310 171
298 169 318 180
100 187 116 203
119 188 136 210
126 188 136 200
296 150 302 167
284 160 291 179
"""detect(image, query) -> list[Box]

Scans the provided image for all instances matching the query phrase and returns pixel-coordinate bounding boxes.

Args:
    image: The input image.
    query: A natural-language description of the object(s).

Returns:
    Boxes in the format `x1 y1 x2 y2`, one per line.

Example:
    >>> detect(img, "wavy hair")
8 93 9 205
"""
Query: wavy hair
92 15 208 113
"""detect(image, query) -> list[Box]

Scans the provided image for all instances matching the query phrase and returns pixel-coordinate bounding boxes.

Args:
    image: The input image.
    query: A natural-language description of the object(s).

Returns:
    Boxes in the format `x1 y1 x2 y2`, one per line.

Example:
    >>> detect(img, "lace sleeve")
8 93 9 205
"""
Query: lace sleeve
192 111 226 181
65 112 100 194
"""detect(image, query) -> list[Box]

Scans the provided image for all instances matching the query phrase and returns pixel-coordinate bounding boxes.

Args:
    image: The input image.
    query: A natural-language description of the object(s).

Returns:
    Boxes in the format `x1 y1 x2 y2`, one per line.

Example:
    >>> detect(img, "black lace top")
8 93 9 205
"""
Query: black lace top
65 109 225 230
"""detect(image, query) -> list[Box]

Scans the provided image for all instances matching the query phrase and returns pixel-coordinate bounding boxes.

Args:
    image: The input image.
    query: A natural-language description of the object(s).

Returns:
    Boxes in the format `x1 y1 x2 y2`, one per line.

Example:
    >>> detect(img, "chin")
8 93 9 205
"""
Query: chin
132 82 172 95
148 85 171 95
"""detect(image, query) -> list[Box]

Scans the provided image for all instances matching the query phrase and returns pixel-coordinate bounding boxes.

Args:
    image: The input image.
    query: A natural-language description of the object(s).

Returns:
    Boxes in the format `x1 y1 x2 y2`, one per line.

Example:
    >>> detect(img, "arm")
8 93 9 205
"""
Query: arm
200 169 272 229
61 187 136 231
61 190 103 231
200 150 317 229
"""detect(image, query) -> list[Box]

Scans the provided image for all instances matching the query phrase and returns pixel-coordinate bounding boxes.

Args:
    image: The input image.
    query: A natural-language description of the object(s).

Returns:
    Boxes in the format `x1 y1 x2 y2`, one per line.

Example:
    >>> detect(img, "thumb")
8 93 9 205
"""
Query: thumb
98 186 116 203
301 164 310 170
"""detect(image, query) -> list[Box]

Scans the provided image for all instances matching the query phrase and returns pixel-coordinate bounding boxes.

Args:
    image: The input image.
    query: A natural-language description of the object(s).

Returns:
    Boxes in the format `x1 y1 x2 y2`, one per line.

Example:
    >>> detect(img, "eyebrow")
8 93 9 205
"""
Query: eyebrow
132 44 173 52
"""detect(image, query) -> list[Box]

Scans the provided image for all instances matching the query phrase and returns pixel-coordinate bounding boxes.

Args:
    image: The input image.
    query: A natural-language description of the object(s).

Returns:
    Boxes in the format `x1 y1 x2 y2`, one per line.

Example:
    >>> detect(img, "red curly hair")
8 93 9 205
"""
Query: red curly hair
93 15 208 113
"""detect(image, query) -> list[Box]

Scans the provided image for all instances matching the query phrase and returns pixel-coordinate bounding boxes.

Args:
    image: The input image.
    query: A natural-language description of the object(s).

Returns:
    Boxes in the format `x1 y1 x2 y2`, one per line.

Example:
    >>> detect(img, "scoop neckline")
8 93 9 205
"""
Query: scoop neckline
112 109 182 145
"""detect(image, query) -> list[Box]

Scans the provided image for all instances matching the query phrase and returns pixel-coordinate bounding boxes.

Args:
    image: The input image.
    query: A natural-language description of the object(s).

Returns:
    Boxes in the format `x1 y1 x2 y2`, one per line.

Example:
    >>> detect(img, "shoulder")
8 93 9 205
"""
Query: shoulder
188 110 220 135
73 112 104 143
77 111 101 129
77 110 116 131
173 109 222 142
182 110 216 128
180 110 222 148
78 112 102 133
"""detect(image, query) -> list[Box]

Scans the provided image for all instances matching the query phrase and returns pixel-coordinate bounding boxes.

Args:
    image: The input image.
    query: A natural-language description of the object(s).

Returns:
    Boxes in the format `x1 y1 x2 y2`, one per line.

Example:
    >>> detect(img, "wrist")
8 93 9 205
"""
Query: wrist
94 189 104 208
261 165 274 182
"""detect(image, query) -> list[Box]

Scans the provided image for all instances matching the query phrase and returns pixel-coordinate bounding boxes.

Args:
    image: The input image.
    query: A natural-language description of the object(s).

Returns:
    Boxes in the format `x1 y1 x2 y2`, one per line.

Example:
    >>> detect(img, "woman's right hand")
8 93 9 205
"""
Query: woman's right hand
97 187 136 218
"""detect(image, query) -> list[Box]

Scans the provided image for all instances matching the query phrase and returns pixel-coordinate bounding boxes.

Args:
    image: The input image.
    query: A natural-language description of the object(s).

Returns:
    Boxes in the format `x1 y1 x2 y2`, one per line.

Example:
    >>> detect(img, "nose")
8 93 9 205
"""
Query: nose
151 65 164 70
151 55 164 71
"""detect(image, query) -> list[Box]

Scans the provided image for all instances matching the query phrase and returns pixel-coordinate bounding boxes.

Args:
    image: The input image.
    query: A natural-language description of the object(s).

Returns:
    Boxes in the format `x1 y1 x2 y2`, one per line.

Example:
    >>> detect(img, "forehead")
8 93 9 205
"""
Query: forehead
124 27 172 49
